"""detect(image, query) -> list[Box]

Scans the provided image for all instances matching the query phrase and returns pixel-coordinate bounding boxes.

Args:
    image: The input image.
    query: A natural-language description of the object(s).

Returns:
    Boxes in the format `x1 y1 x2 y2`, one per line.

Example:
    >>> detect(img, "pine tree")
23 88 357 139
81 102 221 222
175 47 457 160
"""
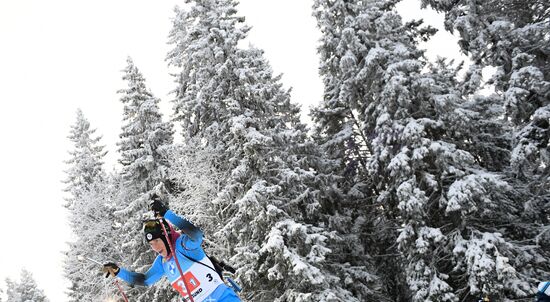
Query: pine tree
420 0 550 214
167 1 357 300
5 269 49 302
5 278 18 302
166 0 248 142
165 137 227 237
313 0 542 300
63 108 107 207
114 57 176 302
64 177 126 302
311 0 419 300
63 109 114 301
421 0 550 294
117 56 174 193
429 59 512 173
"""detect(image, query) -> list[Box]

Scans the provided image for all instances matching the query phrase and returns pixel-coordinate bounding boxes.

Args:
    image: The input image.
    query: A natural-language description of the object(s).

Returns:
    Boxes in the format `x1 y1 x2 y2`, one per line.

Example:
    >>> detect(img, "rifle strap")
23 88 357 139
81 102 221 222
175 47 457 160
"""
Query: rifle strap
177 249 221 278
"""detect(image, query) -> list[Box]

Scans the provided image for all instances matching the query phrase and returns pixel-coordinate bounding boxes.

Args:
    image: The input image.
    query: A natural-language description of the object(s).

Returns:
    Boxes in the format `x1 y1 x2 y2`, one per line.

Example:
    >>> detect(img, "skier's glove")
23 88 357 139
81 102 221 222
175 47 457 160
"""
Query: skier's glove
150 195 168 217
102 263 120 278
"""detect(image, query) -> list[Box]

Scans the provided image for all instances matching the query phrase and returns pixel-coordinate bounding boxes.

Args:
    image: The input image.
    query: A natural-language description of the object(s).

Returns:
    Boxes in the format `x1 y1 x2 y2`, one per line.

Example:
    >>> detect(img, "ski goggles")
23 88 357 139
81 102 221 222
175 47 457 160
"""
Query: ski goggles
143 220 161 232
143 219 169 242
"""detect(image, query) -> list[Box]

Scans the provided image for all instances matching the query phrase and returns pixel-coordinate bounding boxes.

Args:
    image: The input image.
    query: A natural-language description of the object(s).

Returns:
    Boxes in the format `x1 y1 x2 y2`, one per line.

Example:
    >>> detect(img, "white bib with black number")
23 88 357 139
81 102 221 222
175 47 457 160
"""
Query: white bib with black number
169 256 223 302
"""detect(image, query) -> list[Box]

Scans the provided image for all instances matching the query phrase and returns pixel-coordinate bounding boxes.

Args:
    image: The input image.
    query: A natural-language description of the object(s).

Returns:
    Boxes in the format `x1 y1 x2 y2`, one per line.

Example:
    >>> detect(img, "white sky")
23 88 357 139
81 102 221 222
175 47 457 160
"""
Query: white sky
0 0 464 301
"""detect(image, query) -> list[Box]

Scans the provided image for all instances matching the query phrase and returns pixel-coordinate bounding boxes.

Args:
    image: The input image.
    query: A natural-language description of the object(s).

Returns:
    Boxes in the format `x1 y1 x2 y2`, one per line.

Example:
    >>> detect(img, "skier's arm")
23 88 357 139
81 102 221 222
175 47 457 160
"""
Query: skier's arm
165 209 203 249
150 197 203 248
117 256 164 286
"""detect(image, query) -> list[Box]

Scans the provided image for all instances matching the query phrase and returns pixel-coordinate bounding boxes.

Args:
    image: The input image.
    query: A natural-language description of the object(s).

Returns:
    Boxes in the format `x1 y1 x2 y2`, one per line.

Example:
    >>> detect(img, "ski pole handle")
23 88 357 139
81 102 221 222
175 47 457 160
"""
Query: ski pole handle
227 277 242 292
77 255 129 302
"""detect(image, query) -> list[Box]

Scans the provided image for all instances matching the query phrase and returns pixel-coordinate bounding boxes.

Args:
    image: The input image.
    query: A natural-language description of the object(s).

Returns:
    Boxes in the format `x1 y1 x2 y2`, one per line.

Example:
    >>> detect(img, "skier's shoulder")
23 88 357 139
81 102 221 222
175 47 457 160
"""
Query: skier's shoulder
174 230 204 254
152 254 166 269
539 281 550 301
539 281 550 292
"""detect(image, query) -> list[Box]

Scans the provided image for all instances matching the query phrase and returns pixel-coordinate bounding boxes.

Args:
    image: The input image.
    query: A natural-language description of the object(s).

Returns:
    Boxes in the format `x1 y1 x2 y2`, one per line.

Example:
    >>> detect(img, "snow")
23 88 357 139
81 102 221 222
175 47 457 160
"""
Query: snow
33 0 549 301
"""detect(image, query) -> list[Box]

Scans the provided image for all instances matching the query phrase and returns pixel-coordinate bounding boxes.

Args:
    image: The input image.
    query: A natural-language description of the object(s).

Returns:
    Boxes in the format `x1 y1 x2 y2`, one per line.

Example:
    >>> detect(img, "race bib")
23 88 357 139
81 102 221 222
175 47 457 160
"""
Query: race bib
172 271 200 299
170 258 223 302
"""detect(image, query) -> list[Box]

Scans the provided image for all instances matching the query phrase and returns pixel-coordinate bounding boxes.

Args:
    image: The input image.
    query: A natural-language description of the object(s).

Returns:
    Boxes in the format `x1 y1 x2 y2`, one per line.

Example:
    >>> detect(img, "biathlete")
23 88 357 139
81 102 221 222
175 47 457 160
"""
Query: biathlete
102 196 241 302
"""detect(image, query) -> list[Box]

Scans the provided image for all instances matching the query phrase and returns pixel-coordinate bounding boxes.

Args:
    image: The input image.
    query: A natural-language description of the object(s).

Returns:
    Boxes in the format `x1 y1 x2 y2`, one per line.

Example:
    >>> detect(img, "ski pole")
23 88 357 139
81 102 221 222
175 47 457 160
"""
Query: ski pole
113 279 129 302
78 255 129 302
81 256 102 266
159 218 195 302
227 277 242 292
507 294 536 301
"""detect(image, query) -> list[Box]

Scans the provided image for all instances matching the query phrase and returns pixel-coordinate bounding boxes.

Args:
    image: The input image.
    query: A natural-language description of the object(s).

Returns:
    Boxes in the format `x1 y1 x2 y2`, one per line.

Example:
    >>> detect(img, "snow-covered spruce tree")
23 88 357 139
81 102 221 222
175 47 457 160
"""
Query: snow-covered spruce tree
311 0 424 300
221 48 358 301
114 57 176 302
166 1 248 149
313 0 541 300
421 0 550 240
5 269 49 302
4 278 18 302
430 59 512 173
167 1 357 300
166 137 227 240
63 109 114 301
63 108 107 207
65 177 127 302
117 57 174 193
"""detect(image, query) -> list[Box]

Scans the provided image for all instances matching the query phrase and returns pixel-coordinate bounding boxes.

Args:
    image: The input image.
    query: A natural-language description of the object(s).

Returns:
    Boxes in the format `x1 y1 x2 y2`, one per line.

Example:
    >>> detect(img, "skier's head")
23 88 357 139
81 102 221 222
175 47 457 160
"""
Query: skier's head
143 219 171 258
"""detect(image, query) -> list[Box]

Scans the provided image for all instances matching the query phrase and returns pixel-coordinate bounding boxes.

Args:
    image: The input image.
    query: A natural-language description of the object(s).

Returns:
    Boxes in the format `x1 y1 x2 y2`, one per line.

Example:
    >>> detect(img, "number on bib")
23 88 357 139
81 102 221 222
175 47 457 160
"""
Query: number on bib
171 272 200 297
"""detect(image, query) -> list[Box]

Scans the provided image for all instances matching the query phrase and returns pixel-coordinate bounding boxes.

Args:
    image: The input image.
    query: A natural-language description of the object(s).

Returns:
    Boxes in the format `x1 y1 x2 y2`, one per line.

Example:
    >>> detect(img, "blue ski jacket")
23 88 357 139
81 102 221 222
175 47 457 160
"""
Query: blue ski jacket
116 210 241 302
538 281 550 302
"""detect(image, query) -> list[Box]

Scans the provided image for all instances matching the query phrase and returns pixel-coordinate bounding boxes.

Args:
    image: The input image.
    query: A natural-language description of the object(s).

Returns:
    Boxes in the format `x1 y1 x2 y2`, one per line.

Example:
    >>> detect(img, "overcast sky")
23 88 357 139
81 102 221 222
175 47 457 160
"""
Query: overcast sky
0 0 464 301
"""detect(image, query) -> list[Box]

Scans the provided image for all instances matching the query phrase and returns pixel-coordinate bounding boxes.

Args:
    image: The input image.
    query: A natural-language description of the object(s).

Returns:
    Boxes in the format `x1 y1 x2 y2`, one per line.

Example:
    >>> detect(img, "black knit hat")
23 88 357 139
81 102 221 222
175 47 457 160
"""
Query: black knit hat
143 219 169 242
143 219 173 257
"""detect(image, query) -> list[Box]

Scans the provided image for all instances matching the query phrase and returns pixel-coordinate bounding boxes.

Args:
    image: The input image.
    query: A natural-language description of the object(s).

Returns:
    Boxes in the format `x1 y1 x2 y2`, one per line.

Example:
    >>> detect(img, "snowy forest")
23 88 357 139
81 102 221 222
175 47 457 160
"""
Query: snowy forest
3 0 548 301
